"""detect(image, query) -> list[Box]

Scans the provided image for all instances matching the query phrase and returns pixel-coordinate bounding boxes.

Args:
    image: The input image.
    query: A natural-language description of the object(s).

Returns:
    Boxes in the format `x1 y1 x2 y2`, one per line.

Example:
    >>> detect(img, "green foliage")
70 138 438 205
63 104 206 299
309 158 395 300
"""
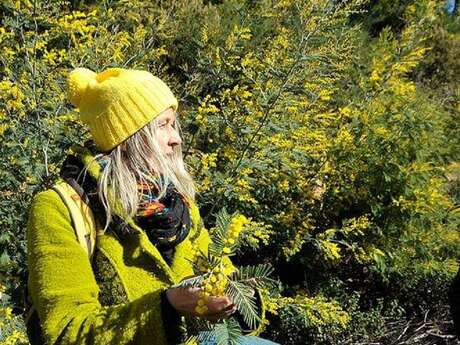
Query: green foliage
210 319 244 345
0 0 459 344
263 290 351 344
176 209 275 343
351 0 414 35
0 288 28 344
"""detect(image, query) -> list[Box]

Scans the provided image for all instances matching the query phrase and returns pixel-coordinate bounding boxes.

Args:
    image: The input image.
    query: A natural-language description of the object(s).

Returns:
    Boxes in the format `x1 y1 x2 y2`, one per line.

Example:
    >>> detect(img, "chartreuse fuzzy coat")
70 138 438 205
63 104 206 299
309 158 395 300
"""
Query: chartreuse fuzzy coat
27 146 263 345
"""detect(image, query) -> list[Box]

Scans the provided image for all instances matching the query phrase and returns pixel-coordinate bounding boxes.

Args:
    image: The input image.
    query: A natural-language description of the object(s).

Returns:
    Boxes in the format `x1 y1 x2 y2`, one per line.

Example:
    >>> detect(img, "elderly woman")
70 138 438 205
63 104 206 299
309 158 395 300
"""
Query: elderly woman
26 68 276 345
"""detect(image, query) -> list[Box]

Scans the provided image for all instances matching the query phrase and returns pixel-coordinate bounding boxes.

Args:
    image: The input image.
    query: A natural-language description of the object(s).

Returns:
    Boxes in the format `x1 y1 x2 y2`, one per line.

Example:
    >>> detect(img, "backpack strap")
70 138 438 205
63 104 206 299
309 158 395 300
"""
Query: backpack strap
51 180 97 258
25 180 98 344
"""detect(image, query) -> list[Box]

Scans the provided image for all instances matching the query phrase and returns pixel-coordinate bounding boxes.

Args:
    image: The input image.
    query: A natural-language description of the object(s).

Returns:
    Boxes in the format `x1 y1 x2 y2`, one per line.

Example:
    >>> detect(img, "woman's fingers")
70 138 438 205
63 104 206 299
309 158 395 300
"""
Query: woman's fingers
200 296 236 322
166 286 237 321
202 305 236 322
206 295 233 313
247 278 257 287
223 304 237 317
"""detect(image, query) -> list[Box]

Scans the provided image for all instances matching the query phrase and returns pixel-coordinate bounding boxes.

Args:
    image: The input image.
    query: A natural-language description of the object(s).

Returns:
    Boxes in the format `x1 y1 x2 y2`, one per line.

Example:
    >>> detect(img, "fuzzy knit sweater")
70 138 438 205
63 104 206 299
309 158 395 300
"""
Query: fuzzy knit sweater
26 146 262 345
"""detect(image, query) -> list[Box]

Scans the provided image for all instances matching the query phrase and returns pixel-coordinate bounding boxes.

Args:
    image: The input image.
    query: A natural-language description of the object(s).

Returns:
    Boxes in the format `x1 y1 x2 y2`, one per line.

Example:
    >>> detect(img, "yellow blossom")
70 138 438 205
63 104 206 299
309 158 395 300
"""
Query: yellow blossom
319 240 341 261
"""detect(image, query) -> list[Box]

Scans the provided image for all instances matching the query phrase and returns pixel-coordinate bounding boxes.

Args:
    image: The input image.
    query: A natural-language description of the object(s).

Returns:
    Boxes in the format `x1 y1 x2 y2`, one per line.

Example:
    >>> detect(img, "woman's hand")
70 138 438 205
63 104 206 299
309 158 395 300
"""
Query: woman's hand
166 286 236 322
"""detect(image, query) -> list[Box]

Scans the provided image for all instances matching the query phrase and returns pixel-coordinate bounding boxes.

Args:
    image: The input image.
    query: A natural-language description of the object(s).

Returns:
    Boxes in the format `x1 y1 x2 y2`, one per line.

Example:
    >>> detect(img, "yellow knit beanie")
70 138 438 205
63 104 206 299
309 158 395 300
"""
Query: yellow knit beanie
67 67 178 152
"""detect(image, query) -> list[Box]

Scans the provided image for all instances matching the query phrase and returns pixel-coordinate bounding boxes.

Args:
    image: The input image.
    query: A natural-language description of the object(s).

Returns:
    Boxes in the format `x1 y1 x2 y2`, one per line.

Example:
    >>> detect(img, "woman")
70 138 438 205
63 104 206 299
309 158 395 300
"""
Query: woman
26 67 275 344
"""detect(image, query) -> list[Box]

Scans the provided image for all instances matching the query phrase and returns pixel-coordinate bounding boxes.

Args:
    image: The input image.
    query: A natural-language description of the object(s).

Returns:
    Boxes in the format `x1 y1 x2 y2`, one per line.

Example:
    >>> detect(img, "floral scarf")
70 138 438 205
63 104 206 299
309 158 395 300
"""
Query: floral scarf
135 179 191 265
60 143 191 266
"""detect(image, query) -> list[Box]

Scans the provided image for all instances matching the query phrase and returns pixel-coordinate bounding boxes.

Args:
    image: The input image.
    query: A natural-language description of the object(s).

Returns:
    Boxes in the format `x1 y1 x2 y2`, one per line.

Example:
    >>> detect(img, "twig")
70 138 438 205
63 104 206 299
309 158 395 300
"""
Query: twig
413 322 426 333
207 2 339 216
425 331 457 339
423 309 429 323
43 144 49 177
396 320 412 342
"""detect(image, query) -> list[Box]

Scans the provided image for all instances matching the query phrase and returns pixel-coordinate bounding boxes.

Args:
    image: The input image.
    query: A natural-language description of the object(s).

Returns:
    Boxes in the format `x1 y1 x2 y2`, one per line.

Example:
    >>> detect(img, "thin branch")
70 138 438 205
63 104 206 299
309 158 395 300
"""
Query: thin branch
207 3 339 216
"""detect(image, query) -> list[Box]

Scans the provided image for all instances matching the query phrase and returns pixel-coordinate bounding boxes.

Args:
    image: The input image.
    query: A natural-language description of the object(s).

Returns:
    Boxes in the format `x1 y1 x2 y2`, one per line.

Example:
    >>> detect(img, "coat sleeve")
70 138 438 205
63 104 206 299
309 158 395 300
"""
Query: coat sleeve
27 189 171 345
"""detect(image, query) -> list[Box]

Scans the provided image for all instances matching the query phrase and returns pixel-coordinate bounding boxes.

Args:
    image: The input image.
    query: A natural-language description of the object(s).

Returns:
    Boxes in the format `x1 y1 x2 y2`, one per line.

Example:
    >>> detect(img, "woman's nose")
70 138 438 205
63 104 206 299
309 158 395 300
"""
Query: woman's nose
168 129 182 147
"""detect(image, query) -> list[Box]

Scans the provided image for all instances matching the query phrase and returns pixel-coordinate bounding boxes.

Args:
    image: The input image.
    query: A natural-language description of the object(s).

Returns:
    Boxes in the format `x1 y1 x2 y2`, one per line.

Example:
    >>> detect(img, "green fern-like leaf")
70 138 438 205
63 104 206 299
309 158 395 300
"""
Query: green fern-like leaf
226 280 260 330
209 208 232 256
172 273 208 289
213 318 244 345
232 264 278 290
232 263 273 281
182 316 214 344
186 319 243 345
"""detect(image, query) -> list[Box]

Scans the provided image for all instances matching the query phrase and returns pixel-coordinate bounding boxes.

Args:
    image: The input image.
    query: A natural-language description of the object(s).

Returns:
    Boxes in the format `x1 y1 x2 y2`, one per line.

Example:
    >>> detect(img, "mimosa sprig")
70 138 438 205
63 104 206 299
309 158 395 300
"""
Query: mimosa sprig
175 208 276 345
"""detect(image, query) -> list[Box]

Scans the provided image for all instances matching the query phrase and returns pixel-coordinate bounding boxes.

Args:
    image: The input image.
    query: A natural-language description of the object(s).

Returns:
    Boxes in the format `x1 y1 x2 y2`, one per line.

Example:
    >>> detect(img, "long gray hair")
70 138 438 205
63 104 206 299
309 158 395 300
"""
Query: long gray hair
88 110 195 231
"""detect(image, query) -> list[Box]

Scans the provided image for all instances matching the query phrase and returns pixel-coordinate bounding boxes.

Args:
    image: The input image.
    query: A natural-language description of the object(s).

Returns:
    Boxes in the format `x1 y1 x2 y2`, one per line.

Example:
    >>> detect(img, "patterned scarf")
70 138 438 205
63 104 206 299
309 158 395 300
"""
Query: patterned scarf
135 179 191 265
59 144 191 266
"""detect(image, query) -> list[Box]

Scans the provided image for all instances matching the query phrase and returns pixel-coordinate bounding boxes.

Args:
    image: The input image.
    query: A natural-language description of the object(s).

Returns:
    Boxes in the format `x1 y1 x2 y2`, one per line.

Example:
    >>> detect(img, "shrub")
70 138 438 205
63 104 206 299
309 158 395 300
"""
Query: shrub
0 0 458 343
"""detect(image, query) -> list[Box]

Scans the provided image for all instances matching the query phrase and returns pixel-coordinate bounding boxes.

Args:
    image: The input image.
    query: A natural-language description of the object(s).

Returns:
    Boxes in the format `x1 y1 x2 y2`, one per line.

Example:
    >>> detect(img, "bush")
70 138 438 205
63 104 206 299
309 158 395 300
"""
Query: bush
0 0 458 343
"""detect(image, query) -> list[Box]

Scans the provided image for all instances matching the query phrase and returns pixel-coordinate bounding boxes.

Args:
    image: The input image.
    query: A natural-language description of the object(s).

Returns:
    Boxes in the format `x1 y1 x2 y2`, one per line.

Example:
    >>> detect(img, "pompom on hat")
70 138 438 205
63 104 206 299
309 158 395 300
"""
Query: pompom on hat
67 67 178 152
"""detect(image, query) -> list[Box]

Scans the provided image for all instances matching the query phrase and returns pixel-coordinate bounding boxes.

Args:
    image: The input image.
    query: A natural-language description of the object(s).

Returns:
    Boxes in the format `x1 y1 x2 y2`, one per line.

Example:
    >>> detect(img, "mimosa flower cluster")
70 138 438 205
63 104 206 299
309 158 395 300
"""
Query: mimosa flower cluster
193 214 248 315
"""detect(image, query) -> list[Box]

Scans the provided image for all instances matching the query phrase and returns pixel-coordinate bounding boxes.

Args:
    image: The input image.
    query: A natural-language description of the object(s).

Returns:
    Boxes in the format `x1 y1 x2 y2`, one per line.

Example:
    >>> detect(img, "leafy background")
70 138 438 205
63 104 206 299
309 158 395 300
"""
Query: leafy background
0 0 459 344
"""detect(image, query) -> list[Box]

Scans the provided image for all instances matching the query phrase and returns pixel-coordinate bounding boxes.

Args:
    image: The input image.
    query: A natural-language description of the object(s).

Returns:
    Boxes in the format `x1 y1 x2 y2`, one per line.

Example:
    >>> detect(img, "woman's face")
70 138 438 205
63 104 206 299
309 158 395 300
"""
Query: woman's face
154 108 182 156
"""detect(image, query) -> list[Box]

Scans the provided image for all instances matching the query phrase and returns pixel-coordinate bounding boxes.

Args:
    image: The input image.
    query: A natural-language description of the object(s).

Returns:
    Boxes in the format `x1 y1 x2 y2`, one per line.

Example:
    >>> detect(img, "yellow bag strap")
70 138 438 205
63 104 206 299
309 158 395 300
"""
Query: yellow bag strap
51 180 97 258
25 180 98 326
